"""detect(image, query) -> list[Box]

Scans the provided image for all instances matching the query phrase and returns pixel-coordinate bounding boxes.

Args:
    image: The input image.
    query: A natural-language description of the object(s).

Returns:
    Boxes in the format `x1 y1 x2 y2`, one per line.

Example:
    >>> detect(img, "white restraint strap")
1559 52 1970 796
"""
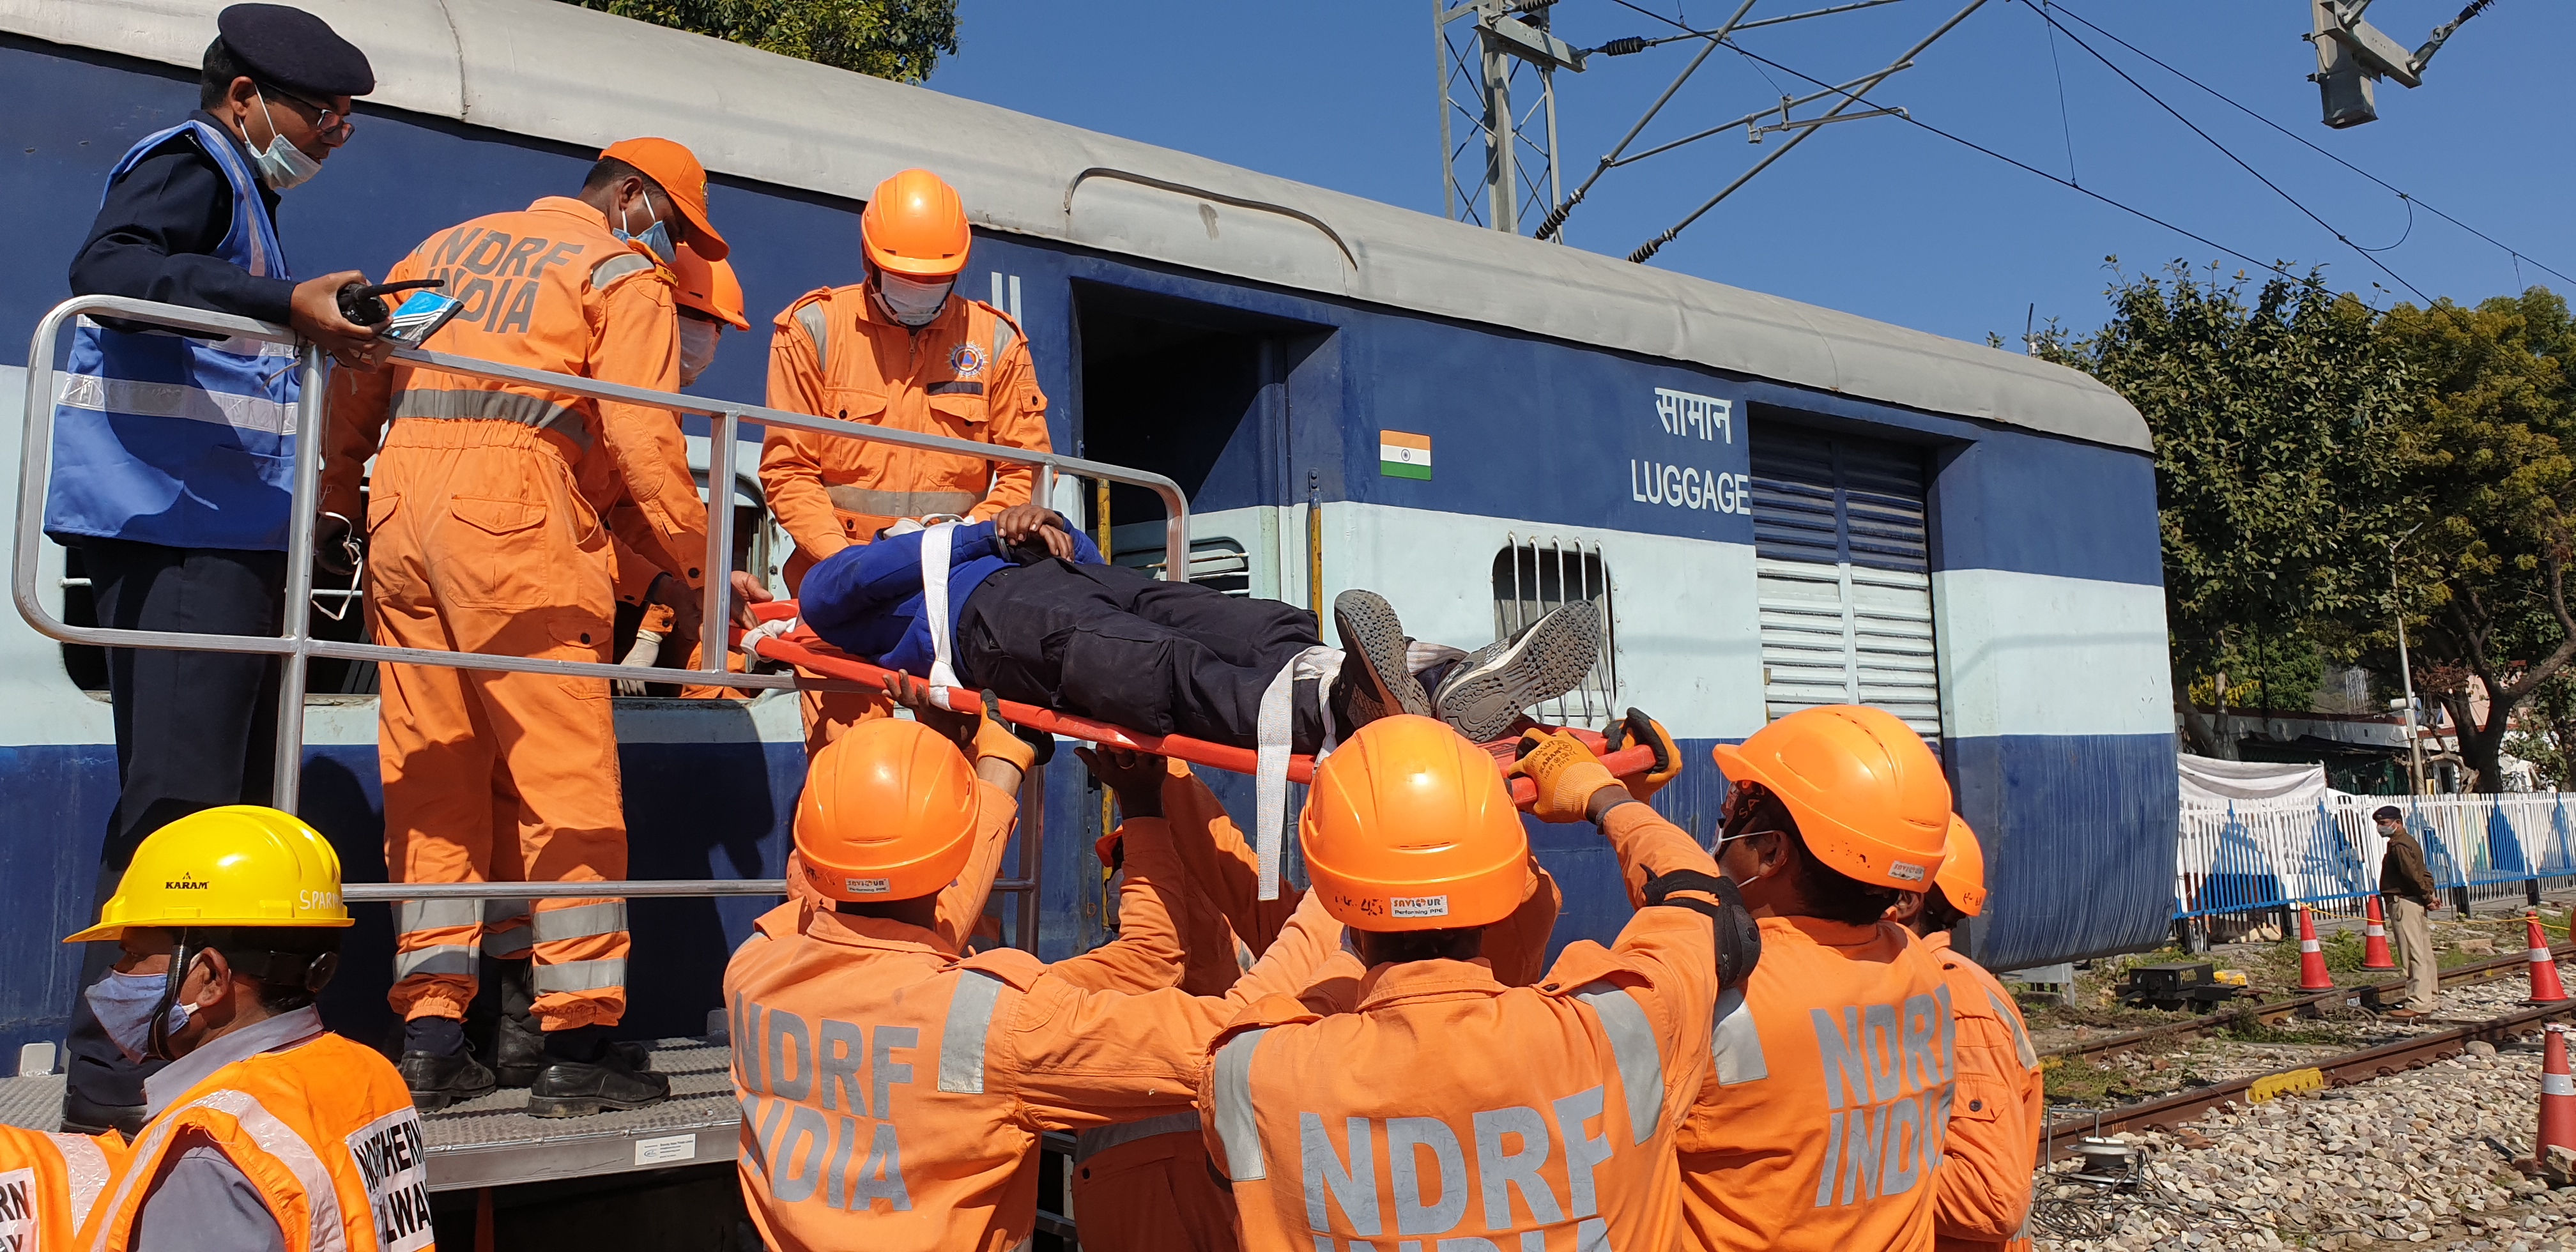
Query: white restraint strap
1254 645 1346 900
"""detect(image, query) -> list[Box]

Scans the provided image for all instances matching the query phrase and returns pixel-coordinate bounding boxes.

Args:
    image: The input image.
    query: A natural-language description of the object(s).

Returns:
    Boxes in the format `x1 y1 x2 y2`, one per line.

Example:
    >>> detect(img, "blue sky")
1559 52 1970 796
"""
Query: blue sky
929 1 2572 346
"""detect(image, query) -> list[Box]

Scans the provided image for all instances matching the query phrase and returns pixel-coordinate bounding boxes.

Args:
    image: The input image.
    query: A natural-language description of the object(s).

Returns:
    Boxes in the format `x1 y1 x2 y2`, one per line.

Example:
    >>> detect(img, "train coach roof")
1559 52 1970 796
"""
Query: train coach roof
5 0 2149 452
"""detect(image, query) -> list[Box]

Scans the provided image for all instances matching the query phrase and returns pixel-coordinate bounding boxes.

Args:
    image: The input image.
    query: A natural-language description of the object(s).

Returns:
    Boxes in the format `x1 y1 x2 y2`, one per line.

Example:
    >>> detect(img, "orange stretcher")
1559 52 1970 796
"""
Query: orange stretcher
732 601 1658 809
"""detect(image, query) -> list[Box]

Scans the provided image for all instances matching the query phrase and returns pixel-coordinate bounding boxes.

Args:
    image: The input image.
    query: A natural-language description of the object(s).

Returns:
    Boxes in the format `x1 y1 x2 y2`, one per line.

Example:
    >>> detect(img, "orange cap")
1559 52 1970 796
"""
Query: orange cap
1300 715 1531 932
599 137 728 261
1934 814 1986 917
669 243 749 330
1710 705 1949 891
861 169 972 278
794 719 981 903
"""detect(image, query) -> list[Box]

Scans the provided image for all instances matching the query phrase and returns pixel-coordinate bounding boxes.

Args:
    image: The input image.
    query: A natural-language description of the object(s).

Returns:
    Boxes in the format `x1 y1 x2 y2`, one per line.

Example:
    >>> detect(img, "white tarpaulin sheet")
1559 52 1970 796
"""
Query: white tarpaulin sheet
2177 754 2327 807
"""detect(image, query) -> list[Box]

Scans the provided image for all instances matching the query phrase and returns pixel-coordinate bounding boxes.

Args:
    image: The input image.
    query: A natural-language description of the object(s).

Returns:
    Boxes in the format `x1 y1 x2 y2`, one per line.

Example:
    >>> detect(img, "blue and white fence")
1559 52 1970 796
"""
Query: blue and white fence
2175 792 2576 923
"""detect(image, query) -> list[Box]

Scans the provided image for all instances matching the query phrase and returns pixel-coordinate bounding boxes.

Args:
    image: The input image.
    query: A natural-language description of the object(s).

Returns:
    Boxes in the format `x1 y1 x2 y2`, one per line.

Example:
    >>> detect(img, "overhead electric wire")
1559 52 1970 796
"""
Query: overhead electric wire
2041 0 2574 290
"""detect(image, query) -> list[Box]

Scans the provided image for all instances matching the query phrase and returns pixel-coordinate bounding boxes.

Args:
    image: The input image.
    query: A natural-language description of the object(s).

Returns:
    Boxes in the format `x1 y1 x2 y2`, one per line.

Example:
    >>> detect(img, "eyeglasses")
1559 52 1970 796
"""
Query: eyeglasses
259 83 355 142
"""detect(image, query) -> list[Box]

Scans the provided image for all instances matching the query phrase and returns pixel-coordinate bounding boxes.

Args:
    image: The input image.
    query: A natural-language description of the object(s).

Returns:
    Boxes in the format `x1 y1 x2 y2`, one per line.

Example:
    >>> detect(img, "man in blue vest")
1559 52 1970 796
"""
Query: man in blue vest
49 3 382 1136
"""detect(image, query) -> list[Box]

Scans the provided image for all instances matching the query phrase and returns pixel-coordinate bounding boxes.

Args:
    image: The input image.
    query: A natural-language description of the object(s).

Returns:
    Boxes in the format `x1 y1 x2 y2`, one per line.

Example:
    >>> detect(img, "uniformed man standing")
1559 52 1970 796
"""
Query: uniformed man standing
49 3 383 1137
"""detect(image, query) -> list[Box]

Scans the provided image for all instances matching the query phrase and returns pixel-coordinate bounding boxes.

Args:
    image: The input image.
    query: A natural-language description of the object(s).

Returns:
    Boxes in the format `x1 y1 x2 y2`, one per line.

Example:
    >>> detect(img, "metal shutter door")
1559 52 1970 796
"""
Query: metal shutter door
1751 428 1942 740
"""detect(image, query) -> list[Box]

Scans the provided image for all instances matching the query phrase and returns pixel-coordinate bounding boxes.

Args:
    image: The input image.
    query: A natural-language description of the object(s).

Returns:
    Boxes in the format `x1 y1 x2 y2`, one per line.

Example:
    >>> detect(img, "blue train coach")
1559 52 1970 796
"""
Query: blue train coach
0 0 2176 1065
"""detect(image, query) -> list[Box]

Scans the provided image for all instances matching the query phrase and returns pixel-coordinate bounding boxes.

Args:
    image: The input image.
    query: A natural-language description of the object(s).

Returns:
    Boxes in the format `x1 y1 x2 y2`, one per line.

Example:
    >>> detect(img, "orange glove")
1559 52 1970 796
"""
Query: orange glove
974 714 1038 774
1606 708 1682 803
1508 729 1622 824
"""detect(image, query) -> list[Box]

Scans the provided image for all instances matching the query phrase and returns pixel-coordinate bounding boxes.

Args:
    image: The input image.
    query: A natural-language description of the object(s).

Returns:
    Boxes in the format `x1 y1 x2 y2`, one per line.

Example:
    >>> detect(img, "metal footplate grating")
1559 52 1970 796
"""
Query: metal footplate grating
0 1039 744 1193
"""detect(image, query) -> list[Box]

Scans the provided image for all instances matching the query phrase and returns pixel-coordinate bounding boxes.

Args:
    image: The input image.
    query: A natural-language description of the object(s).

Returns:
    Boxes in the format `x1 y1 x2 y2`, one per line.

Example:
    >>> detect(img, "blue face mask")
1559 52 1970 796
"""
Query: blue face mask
615 199 676 266
86 968 192 1063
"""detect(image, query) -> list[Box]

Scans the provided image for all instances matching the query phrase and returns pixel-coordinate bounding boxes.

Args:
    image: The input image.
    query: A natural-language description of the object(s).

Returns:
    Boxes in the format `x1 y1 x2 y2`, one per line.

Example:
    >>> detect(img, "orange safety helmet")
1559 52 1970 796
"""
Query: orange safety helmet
669 243 749 331
1300 715 1530 932
1710 705 1950 892
1934 814 1987 917
860 169 972 279
794 719 981 903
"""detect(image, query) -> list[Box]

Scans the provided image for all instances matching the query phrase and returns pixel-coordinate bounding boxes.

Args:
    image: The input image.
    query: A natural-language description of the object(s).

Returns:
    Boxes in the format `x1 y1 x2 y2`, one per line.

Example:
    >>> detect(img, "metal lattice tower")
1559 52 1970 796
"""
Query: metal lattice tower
1437 1 1586 235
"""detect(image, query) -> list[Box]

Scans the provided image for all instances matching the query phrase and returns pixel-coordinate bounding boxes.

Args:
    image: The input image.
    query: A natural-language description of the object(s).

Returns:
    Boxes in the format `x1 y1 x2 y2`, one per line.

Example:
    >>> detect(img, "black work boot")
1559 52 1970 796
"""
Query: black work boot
490 959 545 1088
527 1026 670 1118
1430 600 1603 742
399 1016 498 1111
59 1088 146 1138
1331 590 1430 726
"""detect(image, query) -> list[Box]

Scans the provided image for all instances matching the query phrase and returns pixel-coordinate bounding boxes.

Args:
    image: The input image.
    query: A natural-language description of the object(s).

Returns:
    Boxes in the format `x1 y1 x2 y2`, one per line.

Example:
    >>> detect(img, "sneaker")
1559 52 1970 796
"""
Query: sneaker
491 959 544 1089
1331 590 1430 729
399 1046 498 1112
1430 601 1604 742
526 1044 671 1118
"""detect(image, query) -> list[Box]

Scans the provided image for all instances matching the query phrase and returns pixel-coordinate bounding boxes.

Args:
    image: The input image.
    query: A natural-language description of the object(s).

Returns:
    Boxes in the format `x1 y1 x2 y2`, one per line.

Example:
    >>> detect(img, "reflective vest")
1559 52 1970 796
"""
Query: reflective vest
1676 917 1954 1252
0 1126 124 1252
84 1033 434 1252
47 119 302 551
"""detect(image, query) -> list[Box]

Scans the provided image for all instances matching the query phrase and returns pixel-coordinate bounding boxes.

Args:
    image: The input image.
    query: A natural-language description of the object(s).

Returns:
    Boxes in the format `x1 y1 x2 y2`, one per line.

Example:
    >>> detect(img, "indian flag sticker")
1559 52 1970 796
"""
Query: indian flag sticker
1380 431 1432 480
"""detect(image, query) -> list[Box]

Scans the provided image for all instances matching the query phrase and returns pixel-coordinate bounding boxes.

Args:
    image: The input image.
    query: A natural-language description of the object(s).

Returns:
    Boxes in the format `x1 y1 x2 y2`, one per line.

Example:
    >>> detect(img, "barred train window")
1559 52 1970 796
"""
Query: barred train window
1490 537 1619 725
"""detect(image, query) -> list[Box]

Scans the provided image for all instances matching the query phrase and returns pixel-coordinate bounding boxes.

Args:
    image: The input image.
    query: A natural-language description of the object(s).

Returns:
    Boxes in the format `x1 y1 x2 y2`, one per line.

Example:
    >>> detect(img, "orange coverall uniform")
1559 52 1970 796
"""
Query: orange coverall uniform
0 1126 123 1251
1071 761 1566 1252
1199 804 1721 1252
1676 915 1954 1252
760 286 1048 751
724 790 1339 1252
326 197 707 1032
1926 931 2045 1252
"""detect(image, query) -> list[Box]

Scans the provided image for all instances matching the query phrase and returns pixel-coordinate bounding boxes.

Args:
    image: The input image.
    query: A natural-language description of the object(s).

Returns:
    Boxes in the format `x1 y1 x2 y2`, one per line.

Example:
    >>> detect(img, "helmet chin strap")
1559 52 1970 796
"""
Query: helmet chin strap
146 934 199 1062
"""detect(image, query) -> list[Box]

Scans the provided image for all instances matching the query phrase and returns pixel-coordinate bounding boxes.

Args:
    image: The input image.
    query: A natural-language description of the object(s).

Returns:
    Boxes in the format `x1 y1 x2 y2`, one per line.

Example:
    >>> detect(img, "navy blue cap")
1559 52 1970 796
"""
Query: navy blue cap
215 4 374 99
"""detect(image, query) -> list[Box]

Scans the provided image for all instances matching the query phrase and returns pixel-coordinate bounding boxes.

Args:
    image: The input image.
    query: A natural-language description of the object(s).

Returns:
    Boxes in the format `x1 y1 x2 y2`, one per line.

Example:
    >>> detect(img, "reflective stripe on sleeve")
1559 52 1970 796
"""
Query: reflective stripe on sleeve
532 900 629 943
1710 986 1768 1085
937 970 1008 1094
482 924 532 958
590 252 654 289
1211 1028 1271 1182
394 945 476 981
1986 988 2039 1069
395 898 480 935
795 303 831 376
533 958 626 994
1572 981 1665 1145
824 485 982 518
46 1131 112 1229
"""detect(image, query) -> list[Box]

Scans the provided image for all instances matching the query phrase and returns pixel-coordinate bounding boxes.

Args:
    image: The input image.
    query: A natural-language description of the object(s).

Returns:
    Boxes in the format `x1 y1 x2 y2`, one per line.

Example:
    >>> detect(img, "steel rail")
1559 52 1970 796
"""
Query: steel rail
2039 943 2573 1063
2043 995 2576 1159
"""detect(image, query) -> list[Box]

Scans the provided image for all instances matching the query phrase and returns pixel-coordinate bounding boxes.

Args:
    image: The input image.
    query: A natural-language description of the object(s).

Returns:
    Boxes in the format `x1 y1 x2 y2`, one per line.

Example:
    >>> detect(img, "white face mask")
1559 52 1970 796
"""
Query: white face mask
875 270 953 328
249 93 323 192
678 317 721 386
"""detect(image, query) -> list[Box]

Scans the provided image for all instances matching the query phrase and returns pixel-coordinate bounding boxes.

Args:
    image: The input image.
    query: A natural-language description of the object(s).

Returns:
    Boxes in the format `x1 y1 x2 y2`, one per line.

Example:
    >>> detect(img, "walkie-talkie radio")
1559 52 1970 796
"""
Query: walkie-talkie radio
337 279 463 348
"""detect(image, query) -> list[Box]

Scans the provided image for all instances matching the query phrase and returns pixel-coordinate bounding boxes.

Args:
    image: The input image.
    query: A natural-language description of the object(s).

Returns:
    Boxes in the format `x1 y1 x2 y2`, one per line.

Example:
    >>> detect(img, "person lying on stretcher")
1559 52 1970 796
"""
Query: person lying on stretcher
756 503 1603 751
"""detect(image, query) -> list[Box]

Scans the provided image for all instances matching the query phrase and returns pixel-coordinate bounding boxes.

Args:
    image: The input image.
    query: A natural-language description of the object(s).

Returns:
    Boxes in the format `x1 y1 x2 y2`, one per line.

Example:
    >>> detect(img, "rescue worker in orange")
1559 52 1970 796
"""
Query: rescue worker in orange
1070 719 1681 1252
326 137 739 1116
1198 719 1759 1251
1679 703 1957 1252
63 806 431 1252
724 683 1346 1251
761 168 1050 752
1892 817 2044 1252
0 1126 123 1251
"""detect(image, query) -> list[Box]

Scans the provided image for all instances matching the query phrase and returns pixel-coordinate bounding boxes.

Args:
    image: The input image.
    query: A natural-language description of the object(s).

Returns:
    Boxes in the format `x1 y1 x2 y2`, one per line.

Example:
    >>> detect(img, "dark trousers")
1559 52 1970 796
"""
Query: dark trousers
65 538 286 1113
956 560 1326 751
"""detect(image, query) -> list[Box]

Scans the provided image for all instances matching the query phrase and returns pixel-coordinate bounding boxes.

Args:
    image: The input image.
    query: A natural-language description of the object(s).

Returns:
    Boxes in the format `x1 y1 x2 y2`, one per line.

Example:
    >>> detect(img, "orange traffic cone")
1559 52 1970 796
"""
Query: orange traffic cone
2361 896 2398 971
2296 905 2335 991
2542 1025 2576 1167
2526 910 2572 1005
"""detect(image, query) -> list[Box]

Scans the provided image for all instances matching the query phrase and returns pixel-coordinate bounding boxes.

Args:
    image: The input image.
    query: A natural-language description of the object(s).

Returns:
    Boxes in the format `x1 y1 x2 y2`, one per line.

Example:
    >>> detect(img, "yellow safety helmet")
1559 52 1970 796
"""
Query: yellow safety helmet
65 806 351 943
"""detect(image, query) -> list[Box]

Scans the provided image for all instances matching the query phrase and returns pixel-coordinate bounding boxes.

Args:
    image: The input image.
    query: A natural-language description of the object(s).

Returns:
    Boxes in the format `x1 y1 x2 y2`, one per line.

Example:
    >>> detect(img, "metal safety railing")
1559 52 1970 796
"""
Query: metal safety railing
18 294 1195 948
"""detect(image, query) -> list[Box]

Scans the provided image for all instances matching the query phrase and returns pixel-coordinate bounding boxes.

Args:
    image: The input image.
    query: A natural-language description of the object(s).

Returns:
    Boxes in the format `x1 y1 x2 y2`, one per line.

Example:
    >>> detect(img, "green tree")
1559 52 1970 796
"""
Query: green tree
2033 263 2414 758
2377 288 2576 791
563 0 958 81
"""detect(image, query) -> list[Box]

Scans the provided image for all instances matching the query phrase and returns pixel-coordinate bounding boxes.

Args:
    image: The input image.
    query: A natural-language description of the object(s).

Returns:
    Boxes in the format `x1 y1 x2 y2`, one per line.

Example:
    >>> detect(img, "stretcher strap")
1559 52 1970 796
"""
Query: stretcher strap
1255 645 1344 903
919 521 963 694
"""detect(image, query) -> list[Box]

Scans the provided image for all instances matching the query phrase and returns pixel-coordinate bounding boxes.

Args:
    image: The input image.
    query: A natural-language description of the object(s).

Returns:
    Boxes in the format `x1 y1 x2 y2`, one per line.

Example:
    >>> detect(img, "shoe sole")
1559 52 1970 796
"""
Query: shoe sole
1333 591 1430 720
408 1078 496 1112
526 1089 672 1118
1435 602 1603 742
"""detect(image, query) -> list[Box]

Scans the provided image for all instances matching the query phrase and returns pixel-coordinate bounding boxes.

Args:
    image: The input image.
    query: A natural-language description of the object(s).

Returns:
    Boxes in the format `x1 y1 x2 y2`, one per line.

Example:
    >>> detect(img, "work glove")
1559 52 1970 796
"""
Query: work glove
1644 867 1764 991
1604 708 1682 804
737 614 800 656
1508 728 1623 824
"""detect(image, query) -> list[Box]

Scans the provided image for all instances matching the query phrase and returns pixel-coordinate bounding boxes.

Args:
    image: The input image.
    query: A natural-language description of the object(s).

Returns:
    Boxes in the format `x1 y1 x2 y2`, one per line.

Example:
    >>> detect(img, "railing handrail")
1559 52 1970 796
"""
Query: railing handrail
17 294 1184 929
